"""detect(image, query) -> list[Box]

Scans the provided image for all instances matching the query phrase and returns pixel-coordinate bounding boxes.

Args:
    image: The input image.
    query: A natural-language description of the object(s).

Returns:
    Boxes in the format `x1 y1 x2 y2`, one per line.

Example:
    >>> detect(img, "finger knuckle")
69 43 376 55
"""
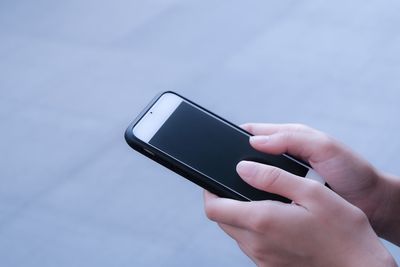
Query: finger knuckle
279 131 294 142
261 167 282 188
303 179 323 198
349 205 369 225
249 215 269 232
279 131 299 145
248 204 273 232
317 133 338 153
292 123 310 132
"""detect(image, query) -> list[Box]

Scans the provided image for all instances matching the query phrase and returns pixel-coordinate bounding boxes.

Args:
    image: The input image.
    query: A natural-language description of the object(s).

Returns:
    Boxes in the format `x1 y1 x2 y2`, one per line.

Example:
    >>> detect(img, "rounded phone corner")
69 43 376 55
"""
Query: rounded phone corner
124 123 135 142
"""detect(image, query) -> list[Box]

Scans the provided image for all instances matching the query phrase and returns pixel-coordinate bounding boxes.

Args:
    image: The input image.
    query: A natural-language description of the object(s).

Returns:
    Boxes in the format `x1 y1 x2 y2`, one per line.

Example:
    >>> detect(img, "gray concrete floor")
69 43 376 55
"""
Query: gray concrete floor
1 0 400 266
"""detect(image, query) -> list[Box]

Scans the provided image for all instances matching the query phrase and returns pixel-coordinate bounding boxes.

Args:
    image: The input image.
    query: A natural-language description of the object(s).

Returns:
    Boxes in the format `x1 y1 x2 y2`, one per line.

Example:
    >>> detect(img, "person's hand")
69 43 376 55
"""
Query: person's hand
241 123 400 244
204 161 397 267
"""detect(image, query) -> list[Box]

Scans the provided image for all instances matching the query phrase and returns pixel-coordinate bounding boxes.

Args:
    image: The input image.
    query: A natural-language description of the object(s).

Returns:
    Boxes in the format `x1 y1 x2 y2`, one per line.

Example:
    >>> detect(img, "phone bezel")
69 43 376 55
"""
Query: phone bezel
133 92 182 142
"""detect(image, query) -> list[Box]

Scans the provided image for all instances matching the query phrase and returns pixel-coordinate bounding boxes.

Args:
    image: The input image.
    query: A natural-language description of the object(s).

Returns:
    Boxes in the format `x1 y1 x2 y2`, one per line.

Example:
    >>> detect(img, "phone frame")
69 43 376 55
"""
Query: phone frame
125 91 322 201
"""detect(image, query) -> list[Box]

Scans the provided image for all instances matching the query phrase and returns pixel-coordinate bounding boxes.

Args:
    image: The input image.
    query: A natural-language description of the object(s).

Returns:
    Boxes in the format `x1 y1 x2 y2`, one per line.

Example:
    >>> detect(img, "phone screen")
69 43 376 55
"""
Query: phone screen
149 100 308 201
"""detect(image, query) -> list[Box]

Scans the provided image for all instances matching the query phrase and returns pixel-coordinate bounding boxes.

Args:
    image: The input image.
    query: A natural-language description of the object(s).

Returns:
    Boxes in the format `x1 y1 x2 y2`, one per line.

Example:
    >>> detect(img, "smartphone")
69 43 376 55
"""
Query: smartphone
125 91 324 202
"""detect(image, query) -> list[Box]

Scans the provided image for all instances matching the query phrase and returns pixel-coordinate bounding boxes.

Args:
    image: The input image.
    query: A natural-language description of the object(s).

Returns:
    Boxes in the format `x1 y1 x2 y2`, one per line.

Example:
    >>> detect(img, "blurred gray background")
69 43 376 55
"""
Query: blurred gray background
1 0 399 266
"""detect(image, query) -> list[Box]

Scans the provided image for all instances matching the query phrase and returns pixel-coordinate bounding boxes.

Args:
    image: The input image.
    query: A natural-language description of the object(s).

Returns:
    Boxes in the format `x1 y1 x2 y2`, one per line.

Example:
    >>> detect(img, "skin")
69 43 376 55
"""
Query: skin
203 123 399 267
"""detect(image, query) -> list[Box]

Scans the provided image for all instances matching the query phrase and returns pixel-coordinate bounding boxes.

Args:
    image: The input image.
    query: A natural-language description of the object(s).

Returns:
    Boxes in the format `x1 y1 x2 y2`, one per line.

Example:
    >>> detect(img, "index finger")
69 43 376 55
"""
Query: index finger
240 123 313 136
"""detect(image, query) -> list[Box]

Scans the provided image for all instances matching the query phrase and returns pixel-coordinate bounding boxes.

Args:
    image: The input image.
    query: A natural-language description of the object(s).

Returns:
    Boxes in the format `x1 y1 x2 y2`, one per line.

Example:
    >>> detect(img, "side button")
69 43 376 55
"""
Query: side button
143 148 155 156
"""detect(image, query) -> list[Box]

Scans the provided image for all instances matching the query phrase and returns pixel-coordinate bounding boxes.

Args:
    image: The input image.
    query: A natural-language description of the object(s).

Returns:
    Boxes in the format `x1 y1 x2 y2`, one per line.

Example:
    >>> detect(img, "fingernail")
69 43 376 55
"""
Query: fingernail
236 161 257 177
250 135 270 144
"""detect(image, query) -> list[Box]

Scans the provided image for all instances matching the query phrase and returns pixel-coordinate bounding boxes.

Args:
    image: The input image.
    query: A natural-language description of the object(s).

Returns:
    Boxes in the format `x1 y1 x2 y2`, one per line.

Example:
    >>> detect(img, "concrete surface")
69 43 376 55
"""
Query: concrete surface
0 0 399 266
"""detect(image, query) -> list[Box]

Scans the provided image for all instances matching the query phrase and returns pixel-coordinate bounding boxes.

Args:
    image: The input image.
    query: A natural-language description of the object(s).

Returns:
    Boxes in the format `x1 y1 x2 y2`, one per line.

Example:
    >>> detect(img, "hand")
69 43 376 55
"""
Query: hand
204 161 396 267
241 123 400 243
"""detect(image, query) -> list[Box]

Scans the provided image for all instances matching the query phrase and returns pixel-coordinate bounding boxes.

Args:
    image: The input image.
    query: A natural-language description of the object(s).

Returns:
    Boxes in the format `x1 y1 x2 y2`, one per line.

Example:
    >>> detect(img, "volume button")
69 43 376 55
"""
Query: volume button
143 148 155 156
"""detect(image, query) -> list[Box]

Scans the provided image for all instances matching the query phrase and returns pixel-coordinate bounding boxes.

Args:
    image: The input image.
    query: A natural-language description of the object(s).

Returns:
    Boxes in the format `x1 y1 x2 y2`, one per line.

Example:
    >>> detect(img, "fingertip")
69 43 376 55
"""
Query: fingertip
249 134 288 155
238 161 310 203
203 191 219 210
236 160 257 179
204 190 218 200
249 135 270 145
239 123 252 132
204 193 237 222
203 191 218 220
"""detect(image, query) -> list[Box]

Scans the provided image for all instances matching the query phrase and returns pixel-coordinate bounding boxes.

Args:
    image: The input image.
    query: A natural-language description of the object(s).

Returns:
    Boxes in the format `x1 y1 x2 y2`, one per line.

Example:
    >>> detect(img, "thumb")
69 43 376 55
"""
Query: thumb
236 161 318 206
237 161 328 207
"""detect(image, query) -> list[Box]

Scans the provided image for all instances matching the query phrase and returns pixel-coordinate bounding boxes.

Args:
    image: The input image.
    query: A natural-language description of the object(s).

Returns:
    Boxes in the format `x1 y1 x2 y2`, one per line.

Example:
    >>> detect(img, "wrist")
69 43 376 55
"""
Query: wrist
351 249 398 267
341 237 398 267
371 172 400 245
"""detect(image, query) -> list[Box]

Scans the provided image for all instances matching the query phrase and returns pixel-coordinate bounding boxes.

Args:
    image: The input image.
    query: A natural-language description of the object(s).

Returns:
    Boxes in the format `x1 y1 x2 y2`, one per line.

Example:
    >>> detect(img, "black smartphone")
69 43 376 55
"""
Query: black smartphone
125 91 324 202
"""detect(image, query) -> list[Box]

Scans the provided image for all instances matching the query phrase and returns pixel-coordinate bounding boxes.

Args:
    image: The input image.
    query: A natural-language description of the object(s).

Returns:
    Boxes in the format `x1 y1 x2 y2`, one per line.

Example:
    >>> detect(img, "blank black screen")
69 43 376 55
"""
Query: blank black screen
149 101 308 201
